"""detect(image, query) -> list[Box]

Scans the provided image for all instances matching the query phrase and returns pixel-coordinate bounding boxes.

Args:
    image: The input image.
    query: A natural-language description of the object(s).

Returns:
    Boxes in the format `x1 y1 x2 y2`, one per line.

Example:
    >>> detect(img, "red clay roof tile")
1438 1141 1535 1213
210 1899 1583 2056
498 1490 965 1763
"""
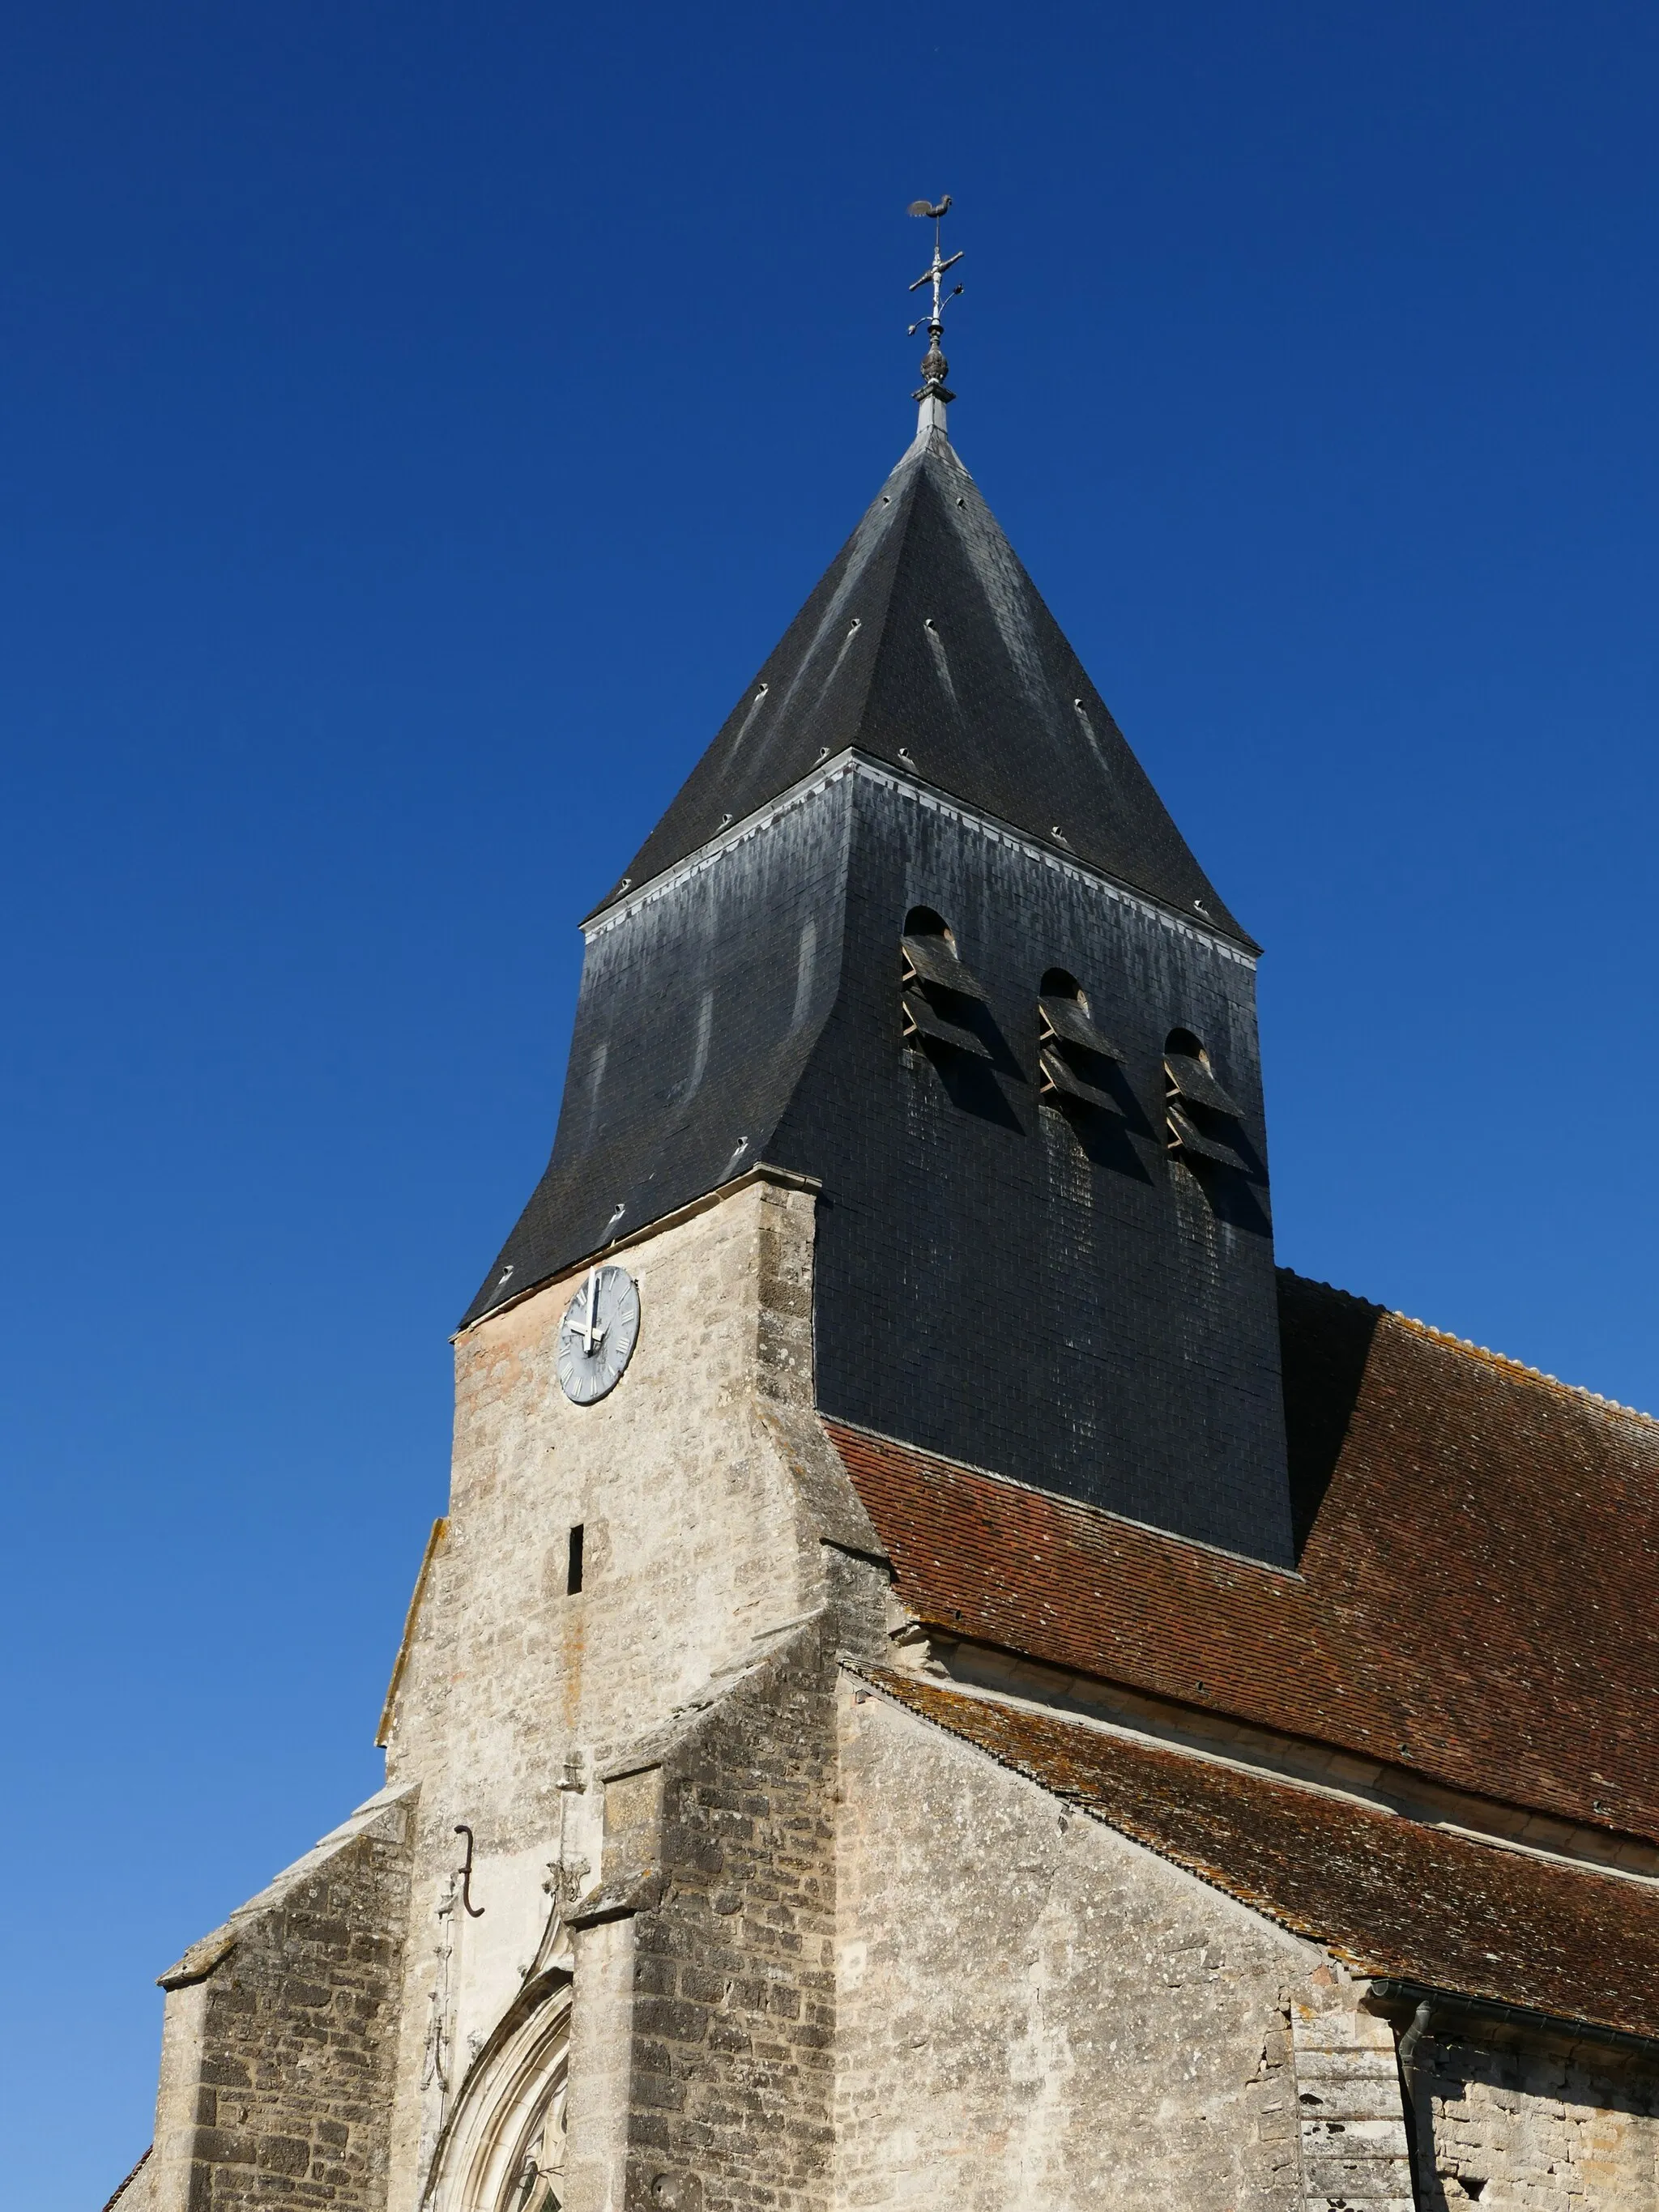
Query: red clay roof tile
826 1272 1659 1844
871 1670 1659 2044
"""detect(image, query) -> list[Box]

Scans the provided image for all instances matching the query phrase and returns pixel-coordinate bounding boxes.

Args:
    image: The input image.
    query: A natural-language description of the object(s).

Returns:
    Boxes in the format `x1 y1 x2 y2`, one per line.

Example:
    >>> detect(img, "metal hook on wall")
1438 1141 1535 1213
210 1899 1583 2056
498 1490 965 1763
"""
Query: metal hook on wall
454 1823 486 1917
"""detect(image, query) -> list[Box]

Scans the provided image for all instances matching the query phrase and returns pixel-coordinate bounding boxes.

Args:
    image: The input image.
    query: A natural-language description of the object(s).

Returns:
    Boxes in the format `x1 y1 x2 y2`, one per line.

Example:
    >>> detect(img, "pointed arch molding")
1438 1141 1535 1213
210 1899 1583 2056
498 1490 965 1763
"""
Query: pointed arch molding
424 1967 573 2212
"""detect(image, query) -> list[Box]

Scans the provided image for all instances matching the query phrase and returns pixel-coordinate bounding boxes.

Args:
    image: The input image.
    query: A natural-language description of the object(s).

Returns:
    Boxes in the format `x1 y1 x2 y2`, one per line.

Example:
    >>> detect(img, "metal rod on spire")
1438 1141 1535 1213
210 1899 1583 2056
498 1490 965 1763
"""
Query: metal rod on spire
906 194 962 436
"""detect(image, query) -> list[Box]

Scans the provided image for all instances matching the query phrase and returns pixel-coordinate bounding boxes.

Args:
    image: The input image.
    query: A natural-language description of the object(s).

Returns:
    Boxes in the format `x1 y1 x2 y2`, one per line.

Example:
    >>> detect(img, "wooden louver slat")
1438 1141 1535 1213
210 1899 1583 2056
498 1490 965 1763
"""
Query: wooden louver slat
902 991 992 1059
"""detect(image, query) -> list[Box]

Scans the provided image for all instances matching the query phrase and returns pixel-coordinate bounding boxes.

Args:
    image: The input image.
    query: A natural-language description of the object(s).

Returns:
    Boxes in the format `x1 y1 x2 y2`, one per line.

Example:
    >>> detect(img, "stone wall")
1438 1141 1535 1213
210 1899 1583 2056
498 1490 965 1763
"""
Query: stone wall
1290 1974 1414 2212
574 1617 848 2212
563 1917 637 2212
147 1787 415 2212
833 1681 1326 2211
1411 2022 1659 2211
379 1175 879 2210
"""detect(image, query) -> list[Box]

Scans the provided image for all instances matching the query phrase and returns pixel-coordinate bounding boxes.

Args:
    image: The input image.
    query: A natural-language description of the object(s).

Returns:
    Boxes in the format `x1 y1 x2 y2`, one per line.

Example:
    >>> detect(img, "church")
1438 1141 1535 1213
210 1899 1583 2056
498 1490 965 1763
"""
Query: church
110 218 1659 2212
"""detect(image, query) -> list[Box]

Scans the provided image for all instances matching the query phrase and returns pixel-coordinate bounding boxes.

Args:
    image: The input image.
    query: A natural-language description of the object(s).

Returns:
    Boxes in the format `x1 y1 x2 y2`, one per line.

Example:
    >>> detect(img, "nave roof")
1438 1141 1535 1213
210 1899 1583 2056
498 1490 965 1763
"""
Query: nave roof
868 1668 1659 2048
829 1268 1659 1849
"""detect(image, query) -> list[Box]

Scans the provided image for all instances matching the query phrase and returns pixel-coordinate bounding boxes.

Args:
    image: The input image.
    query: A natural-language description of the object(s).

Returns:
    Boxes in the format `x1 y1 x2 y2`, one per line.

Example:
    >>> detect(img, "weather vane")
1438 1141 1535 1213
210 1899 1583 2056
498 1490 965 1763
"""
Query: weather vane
907 194 962 417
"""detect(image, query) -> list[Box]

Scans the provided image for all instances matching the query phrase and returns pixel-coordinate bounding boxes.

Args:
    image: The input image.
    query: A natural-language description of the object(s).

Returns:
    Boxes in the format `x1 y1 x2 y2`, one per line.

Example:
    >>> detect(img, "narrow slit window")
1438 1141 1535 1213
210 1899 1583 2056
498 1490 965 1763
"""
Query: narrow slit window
566 1524 585 1596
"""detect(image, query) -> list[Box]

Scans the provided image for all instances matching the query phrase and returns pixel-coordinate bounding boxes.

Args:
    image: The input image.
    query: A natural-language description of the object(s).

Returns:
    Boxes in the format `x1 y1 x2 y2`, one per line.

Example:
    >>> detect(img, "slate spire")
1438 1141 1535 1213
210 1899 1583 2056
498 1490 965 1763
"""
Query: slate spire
595 194 1249 941
603 422 1248 948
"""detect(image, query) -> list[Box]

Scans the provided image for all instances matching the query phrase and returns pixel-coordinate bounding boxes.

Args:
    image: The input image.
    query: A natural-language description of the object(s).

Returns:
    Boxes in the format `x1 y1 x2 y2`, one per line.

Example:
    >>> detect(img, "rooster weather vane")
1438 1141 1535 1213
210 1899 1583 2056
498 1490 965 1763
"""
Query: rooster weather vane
907 194 962 407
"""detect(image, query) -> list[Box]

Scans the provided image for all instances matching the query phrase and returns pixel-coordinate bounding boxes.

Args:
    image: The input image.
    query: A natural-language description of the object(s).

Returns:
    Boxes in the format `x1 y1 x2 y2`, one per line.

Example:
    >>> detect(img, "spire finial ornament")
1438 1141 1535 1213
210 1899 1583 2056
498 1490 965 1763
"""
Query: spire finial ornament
907 194 962 436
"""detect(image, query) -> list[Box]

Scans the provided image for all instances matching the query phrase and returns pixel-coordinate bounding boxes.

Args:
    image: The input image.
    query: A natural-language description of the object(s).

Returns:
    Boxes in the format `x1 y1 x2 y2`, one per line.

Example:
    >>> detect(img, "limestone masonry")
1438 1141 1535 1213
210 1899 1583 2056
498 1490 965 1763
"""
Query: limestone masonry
110 399 1659 2212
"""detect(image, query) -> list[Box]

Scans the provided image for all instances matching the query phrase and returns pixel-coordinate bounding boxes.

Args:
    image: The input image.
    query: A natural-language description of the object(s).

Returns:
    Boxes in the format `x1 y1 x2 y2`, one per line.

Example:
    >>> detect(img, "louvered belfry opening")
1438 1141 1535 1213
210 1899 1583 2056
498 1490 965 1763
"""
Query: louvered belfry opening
1037 968 1124 1112
1164 1027 1250 1170
900 907 992 1059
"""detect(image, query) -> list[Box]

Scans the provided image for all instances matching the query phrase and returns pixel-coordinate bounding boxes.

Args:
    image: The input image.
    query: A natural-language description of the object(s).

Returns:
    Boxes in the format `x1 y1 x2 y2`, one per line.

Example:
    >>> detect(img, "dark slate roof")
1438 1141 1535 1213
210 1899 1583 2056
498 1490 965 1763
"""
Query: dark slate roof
870 1671 1659 2045
603 426 1251 948
828 1270 1659 1846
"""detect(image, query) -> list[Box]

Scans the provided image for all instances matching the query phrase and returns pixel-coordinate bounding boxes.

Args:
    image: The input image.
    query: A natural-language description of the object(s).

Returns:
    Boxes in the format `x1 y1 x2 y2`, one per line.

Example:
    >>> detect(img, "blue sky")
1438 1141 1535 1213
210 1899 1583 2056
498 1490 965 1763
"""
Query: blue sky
4 2 1657 2199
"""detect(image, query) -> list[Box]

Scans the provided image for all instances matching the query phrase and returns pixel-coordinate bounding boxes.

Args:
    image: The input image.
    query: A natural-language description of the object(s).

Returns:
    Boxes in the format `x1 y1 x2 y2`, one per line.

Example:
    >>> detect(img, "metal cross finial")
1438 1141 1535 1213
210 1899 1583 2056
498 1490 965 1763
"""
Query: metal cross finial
906 195 963 428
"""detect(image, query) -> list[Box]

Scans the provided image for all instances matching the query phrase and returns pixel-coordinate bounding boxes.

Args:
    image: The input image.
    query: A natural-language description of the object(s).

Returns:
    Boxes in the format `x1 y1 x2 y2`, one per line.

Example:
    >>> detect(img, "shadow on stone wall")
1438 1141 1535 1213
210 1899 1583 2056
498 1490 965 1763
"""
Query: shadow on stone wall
1412 2027 1659 2209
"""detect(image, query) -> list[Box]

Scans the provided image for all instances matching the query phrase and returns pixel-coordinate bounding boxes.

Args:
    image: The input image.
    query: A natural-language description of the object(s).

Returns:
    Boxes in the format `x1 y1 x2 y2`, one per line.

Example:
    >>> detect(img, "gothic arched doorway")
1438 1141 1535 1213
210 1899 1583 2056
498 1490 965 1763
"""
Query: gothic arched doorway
424 1970 572 2212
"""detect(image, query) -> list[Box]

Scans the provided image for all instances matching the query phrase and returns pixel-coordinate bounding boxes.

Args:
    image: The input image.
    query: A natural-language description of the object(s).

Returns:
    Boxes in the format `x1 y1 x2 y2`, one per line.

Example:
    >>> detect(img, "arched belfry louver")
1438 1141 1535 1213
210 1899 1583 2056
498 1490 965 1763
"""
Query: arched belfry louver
1164 1029 1248 1167
1038 969 1121 1109
901 908 992 1058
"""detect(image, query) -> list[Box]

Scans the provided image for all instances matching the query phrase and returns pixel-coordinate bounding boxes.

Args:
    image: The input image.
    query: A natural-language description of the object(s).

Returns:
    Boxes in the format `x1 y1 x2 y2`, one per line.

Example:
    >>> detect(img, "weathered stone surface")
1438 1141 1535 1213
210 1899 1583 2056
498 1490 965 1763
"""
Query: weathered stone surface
564 1917 636 2212
1290 1974 1414 2210
147 1788 415 2212
1411 2027 1659 2212
113 1171 1659 2212
617 1625 842 2212
833 1680 1323 2210
378 1178 875 2210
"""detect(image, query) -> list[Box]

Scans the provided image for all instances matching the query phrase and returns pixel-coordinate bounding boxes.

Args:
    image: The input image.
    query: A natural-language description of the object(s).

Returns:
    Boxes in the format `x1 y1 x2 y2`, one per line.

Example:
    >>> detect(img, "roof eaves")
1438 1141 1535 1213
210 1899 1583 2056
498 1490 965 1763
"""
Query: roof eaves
1388 1307 1659 1432
1286 1269 1659 1431
1367 1978 1659 2065
849 1660 1341 1953
855 1666 1659 2046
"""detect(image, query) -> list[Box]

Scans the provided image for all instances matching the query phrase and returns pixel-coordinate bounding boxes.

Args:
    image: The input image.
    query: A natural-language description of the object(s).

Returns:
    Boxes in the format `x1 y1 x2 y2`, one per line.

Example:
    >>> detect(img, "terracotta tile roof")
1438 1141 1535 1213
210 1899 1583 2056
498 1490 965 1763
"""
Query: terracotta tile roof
99 2145 151 2212
870 1670 1659 2044
826 1272 1659 1843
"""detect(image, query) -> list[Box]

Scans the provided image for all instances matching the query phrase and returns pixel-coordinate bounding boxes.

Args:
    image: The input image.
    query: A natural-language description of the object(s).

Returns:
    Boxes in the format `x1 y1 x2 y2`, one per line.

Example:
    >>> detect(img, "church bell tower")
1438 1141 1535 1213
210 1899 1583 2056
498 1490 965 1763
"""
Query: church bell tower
113 210 1659 2212
468 207 1294 1566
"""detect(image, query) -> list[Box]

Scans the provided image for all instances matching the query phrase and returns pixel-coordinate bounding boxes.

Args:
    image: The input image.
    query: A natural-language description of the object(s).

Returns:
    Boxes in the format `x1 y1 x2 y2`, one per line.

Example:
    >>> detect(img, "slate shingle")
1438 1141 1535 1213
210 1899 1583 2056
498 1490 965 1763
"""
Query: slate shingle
604 427 1250 947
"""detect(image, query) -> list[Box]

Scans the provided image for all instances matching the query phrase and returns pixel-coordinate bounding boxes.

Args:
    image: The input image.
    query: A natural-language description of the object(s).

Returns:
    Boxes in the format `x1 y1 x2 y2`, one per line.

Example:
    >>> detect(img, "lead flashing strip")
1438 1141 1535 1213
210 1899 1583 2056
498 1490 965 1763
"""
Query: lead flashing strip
864 1657 1657 1890
582 750 1257 968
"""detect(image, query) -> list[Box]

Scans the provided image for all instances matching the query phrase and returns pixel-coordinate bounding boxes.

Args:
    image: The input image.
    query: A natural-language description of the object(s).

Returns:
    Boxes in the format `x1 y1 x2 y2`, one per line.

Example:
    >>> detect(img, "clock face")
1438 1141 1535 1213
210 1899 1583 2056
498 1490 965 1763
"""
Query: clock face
556 1264 640 1404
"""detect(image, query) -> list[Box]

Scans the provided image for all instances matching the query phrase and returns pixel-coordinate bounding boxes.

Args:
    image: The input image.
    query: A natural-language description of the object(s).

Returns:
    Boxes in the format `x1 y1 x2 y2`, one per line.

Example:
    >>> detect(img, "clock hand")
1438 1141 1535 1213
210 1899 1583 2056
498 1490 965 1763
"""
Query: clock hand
580 1265 599 1354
